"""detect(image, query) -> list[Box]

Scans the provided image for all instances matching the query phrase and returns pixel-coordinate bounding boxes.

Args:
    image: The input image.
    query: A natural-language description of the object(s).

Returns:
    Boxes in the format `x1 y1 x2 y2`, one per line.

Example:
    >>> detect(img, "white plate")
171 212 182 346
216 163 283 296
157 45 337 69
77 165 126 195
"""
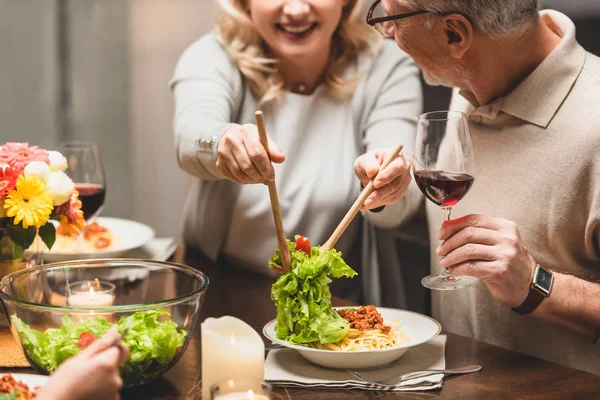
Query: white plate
30 217 155 262
263 307 441 370
3 373 49 391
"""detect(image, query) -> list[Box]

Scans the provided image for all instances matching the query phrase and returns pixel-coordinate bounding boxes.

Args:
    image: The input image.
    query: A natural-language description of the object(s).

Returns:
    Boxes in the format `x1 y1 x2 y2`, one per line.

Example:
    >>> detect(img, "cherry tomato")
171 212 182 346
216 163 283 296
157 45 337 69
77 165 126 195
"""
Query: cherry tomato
295 236 311 256
77 331 96 349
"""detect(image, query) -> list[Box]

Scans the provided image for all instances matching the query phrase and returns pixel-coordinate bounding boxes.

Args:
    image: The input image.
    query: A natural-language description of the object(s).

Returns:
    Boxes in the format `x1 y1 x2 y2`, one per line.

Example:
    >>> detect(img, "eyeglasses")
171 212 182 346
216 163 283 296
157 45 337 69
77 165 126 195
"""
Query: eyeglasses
366 0 430 37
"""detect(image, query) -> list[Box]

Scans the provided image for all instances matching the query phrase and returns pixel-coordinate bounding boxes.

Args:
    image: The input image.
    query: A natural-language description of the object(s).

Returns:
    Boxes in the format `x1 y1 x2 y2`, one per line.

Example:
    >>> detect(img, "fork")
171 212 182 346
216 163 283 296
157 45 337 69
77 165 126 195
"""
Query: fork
115 319 134 346
349 364 482 386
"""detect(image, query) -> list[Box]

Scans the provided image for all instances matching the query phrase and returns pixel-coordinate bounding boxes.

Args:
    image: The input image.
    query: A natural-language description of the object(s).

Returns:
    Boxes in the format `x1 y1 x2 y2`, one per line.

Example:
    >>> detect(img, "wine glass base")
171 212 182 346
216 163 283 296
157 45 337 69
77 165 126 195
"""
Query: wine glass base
421 274 478 291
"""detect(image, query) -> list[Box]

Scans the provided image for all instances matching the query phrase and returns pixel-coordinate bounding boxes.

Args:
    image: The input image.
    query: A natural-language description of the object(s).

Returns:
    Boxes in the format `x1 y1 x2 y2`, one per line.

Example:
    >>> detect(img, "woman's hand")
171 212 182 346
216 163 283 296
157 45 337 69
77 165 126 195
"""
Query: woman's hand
437 214 536 307
216 124 285 184
354 147 412 210
37 327 130 400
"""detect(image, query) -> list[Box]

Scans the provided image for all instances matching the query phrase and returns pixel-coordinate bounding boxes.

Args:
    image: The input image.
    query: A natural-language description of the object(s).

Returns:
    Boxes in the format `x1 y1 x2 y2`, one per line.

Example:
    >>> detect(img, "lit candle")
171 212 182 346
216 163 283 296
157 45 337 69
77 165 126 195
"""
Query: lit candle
67 280 115 307
210 379 271 400
202 317 265 400
212 390 269 400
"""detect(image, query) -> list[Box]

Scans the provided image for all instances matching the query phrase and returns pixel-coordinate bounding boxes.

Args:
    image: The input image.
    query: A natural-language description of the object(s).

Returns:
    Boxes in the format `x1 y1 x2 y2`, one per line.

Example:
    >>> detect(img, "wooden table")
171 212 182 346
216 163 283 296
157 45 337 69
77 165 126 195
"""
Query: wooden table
2 252 599 399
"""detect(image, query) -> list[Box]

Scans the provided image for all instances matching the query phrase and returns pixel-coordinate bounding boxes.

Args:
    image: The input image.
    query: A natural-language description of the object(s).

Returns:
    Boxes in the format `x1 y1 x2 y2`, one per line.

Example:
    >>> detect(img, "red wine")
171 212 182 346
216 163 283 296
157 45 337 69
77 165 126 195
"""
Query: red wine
414 171 474 207
75 184 106 219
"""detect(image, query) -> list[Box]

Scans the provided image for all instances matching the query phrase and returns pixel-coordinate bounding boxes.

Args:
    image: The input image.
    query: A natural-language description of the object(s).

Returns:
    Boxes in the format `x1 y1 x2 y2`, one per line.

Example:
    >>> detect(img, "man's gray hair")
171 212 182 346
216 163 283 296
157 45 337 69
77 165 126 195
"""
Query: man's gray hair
402 0 540 37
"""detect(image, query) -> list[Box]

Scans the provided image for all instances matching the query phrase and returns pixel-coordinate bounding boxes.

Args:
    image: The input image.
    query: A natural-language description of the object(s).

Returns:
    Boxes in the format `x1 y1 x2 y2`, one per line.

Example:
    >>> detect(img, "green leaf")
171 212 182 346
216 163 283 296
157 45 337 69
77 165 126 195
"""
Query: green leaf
7 223 36 250
38 222 56 250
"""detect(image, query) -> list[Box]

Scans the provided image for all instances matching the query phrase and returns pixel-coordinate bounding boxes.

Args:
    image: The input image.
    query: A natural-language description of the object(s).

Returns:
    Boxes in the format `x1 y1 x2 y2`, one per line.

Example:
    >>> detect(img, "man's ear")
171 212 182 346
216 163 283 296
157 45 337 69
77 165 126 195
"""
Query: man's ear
442 14 473 59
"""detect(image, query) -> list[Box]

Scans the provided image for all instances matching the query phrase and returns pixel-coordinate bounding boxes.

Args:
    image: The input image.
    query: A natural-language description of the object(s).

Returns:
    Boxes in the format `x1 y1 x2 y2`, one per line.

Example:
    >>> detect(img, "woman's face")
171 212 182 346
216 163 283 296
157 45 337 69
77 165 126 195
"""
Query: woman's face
247 0 350 61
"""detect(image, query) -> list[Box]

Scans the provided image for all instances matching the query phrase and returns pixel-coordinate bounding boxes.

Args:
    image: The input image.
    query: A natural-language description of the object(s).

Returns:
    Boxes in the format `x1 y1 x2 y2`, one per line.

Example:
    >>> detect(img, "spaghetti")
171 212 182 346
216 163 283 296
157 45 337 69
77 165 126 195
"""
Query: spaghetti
310 306 410 351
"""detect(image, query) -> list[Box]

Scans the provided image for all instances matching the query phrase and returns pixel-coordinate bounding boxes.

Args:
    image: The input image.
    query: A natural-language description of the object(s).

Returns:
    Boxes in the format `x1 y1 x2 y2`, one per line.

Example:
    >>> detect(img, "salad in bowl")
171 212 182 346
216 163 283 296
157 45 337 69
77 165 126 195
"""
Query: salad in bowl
0 259 209 387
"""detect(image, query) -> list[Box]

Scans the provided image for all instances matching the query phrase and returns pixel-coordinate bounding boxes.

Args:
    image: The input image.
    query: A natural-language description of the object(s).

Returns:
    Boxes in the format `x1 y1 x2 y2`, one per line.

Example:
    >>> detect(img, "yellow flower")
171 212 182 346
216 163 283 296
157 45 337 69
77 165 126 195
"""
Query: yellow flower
4 175 54 229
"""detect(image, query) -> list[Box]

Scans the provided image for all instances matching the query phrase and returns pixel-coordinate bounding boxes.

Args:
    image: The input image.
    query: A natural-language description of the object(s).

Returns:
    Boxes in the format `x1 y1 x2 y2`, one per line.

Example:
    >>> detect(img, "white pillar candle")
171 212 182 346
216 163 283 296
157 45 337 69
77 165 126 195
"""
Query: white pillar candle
202 316 265 400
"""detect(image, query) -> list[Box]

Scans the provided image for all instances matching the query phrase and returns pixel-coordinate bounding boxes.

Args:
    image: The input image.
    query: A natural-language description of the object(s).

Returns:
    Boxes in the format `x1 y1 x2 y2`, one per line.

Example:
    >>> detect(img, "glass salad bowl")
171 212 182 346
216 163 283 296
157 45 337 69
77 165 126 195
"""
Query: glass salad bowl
0 259 209 388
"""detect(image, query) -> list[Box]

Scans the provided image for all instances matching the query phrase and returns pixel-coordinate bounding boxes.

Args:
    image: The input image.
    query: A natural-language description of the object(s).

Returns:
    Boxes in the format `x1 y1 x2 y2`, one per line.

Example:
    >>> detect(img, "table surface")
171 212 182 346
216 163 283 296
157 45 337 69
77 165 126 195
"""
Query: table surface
2 252 599 399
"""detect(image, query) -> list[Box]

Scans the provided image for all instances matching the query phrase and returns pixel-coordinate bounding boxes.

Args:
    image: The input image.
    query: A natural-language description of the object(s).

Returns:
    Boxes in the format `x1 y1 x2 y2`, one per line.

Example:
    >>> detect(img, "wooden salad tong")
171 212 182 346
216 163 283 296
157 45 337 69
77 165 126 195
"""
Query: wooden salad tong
321 143 404 251
255 111 292 273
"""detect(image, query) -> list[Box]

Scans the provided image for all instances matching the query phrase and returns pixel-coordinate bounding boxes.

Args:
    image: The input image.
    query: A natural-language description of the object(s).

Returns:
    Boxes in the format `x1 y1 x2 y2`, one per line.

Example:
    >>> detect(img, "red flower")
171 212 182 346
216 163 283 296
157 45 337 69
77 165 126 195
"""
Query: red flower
0 142 49 172
0 166 20 198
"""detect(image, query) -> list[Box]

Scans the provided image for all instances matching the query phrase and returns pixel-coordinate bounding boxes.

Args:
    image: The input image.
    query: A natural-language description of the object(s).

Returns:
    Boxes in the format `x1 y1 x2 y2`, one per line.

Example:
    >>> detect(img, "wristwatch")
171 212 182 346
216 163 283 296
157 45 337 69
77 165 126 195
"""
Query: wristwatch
512 264 553 315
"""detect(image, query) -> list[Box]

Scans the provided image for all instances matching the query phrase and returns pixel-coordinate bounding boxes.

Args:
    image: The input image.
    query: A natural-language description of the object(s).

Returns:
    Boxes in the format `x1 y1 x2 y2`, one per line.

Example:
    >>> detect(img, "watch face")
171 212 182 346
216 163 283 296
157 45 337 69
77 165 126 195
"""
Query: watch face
535 267 553 295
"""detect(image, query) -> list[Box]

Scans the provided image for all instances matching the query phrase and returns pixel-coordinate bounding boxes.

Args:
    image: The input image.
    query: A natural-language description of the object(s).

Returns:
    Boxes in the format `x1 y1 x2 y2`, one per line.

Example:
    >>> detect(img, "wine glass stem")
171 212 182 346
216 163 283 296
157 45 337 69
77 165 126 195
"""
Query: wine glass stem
443 206 452 221
441 206 455 282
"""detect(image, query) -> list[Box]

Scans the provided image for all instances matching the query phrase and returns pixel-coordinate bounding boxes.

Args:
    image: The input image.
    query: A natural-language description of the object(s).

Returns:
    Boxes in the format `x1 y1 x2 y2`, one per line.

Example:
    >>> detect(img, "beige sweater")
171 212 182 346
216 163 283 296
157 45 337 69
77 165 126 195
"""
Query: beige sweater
429 11 600 374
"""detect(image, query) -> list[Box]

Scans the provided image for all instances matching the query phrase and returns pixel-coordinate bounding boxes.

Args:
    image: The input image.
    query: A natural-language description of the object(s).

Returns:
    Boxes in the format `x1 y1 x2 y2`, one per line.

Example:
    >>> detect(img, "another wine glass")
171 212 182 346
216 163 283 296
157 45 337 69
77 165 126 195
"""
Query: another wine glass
59 141 106 220
413 111 476 290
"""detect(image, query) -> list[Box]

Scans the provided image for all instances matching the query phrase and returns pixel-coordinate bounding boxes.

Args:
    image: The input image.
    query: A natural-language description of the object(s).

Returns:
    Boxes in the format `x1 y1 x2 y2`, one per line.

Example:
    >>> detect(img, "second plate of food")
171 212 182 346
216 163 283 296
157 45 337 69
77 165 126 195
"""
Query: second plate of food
263 307 441 370
28 217 155 262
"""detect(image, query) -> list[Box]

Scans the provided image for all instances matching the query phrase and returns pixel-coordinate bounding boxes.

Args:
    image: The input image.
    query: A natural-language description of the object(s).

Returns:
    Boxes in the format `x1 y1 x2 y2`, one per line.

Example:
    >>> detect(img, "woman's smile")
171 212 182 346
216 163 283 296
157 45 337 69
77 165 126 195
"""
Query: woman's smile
276 22 319 40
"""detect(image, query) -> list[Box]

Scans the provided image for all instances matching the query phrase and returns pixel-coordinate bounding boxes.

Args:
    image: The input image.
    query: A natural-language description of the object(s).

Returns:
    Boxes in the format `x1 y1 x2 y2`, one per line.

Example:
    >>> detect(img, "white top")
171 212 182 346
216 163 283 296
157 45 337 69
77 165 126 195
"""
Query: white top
223 88 361 271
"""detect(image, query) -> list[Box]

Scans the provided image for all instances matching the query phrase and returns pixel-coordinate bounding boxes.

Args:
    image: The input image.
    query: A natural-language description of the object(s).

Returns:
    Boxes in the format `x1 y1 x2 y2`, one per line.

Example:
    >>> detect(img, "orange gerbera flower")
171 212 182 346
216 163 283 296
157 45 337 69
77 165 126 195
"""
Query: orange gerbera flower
55 189 85 231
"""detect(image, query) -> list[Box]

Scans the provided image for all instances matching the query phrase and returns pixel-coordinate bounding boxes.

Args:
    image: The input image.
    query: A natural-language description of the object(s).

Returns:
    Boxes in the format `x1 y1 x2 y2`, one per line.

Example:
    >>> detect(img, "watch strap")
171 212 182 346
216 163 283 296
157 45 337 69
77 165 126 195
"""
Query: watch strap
511 287 546 315
512 264 551 315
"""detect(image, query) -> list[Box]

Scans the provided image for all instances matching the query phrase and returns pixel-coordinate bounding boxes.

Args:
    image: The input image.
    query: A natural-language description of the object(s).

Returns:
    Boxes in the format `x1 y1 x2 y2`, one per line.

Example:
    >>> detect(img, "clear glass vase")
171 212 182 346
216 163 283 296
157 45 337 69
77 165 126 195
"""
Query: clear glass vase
0 219 27 273
0 218 41 327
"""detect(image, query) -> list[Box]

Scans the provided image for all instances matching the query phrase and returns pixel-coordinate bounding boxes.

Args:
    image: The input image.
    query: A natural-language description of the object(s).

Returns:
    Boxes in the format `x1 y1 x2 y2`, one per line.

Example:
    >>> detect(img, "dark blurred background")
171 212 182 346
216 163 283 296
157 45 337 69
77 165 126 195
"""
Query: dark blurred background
0 0 597 315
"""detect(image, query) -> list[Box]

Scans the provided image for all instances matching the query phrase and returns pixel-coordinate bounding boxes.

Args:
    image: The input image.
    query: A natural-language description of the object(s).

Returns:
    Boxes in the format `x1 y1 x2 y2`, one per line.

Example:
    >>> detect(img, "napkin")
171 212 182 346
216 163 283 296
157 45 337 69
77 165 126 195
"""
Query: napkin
122 237 177 261
265 335 446 392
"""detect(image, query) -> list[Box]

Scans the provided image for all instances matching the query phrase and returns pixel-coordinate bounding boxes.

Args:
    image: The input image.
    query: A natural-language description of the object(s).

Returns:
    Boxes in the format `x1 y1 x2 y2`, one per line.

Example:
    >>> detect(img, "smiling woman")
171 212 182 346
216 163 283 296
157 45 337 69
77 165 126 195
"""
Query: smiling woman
171 0 424 307
215 0 378 103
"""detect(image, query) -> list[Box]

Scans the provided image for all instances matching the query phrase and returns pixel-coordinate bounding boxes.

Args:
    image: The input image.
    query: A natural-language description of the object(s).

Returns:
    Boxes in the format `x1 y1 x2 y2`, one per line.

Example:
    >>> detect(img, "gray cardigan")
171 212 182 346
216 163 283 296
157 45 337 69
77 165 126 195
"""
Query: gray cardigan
170 34 424 307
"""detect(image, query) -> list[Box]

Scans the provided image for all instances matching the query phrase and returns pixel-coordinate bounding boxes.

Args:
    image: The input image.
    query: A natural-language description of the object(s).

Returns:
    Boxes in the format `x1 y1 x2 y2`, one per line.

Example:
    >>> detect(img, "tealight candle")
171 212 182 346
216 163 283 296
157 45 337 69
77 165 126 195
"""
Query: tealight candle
67 279 115 307
202 317 265 400
210 379 271 400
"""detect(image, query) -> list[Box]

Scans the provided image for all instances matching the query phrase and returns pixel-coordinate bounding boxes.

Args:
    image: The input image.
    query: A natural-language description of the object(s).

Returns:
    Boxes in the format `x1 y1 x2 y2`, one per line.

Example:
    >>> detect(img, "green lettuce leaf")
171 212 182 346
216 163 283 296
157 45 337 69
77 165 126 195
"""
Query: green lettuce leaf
270 238 357 345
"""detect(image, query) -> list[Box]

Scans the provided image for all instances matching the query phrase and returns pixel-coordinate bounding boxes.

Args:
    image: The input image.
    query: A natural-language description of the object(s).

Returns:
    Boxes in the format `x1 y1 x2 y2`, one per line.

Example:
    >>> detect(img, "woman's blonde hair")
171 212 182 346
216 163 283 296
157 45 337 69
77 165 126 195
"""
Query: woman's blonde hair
215 0 380 107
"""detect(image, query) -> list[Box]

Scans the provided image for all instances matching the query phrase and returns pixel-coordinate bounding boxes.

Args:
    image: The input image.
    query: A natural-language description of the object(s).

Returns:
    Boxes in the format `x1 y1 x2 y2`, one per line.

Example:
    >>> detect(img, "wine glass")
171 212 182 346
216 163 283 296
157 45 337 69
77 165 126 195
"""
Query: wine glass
59 141 106 221
413 111 476 290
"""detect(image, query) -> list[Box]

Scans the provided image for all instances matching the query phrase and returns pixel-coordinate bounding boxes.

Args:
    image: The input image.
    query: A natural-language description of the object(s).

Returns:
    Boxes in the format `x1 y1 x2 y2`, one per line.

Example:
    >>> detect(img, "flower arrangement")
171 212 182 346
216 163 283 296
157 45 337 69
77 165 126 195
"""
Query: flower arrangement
0 142 84 260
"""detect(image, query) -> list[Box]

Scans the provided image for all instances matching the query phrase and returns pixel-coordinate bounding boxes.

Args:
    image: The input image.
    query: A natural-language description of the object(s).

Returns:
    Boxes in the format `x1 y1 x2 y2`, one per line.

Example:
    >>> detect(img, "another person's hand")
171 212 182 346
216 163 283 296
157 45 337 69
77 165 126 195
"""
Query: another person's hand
354 147 412 210
436 214 536 307
37 327 130 400
216 124 285 184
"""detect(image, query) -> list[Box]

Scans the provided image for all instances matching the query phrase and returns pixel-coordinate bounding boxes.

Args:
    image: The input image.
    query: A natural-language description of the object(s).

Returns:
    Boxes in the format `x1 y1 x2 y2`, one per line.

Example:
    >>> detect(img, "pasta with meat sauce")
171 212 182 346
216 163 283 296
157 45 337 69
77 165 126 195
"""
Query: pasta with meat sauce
49 221 118 253
310 306 410 351
0 374 37 400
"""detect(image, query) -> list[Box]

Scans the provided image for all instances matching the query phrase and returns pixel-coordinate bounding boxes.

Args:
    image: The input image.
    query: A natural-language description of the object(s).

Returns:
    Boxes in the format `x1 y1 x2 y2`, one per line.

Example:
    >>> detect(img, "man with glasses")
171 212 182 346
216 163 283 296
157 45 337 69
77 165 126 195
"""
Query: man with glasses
366 0 600 373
